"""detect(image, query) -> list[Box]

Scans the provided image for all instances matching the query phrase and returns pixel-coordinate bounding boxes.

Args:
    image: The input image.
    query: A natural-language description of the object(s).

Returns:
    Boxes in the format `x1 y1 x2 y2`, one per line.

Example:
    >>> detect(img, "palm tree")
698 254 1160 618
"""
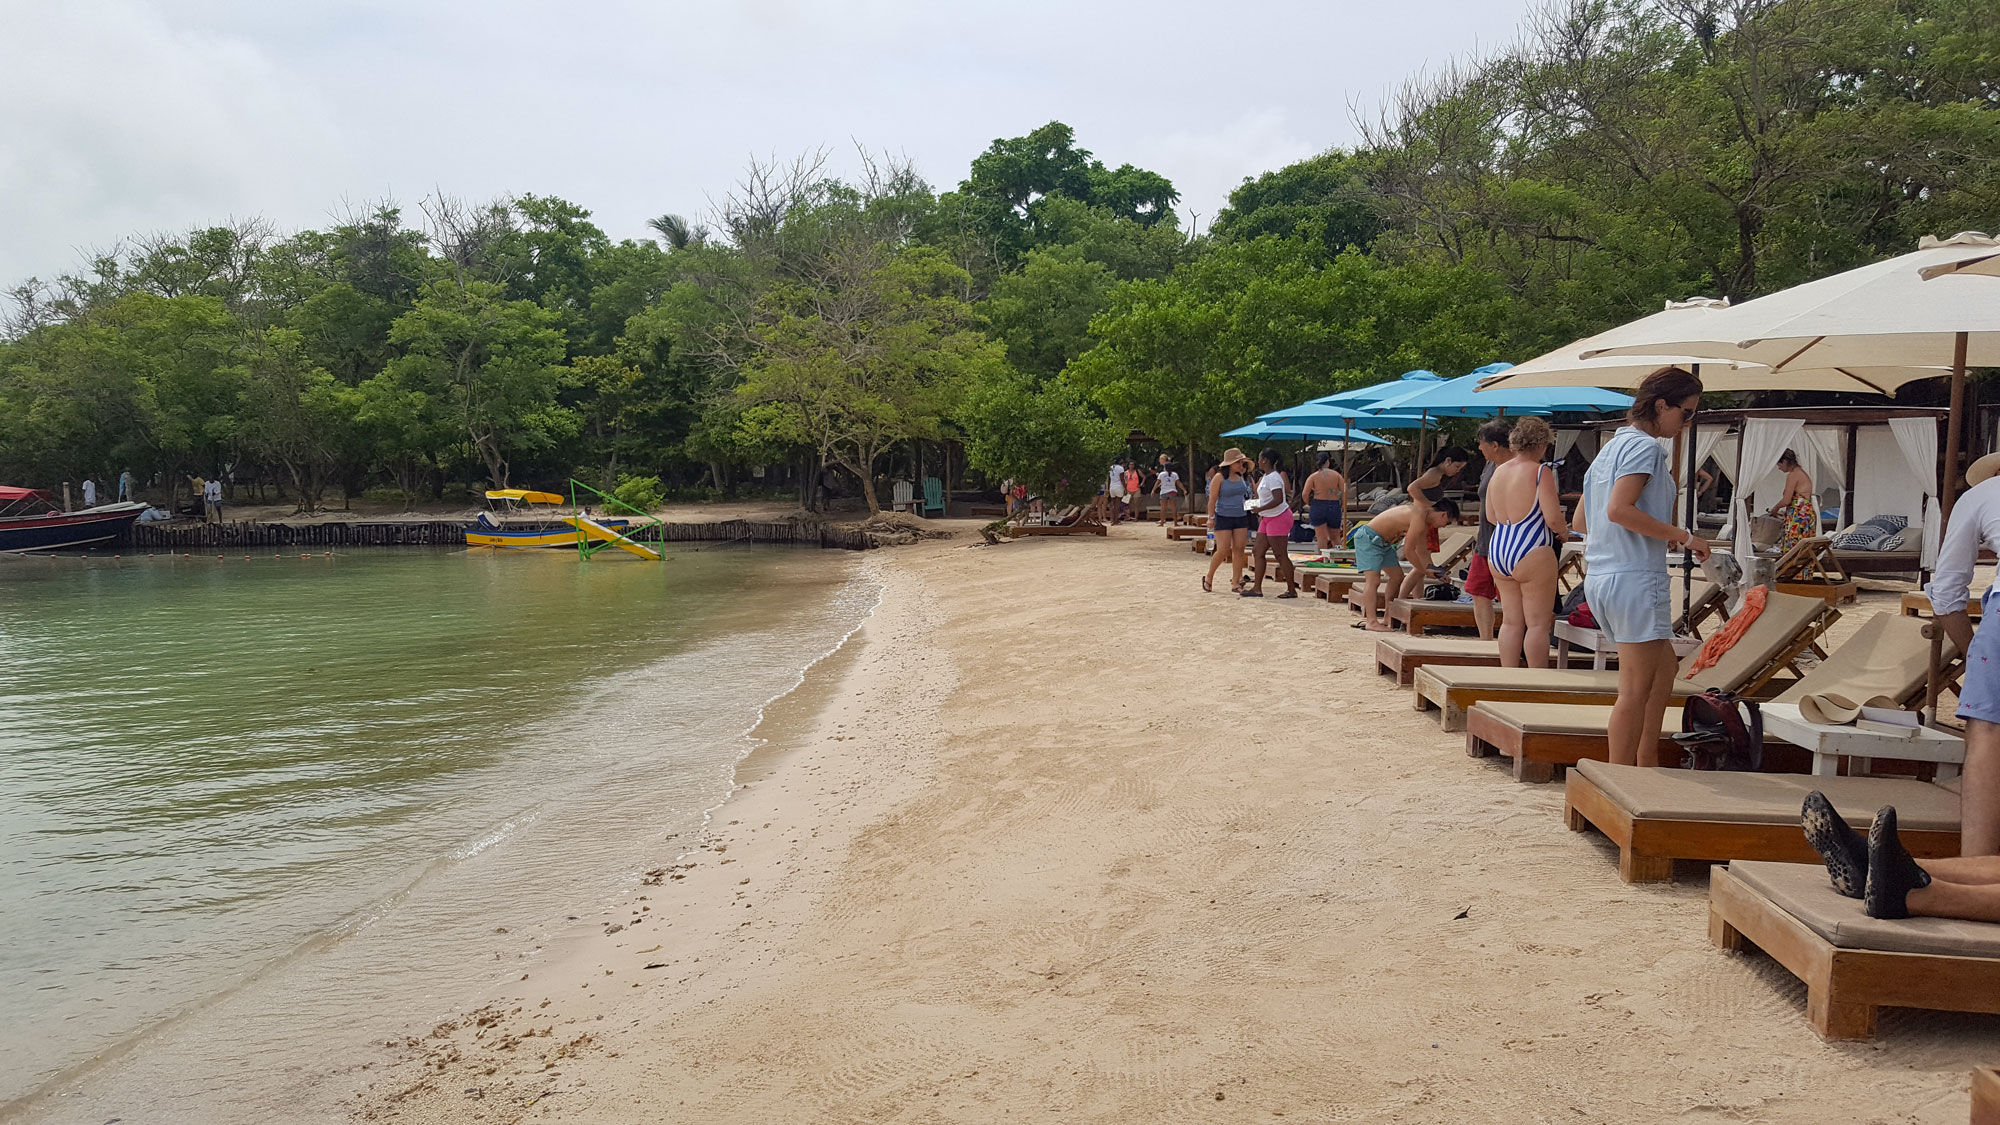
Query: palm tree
647 213 708 251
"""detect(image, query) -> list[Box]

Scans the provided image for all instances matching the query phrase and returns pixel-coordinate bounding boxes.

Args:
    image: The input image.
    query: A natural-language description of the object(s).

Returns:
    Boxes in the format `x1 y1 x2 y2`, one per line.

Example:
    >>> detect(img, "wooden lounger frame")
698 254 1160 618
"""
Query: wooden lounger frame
1975 1068 2000 1125
1378 642 1593 686
1467 708 1679 783
1708 865 2000 1040
1387 598 1488 637
1772 536 1859 604
1411 606 1834 731
1006 506 1106 537
1562 768 1960 884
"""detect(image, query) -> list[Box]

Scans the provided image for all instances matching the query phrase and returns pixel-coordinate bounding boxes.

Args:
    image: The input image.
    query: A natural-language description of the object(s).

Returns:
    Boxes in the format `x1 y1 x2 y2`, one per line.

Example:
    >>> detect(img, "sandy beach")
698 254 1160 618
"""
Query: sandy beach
352 522 2000 1124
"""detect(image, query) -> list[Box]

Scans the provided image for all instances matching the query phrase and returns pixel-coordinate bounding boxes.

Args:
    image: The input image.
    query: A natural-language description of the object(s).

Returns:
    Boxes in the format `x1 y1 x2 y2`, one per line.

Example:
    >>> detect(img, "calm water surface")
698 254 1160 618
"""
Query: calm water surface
0 546 874 1118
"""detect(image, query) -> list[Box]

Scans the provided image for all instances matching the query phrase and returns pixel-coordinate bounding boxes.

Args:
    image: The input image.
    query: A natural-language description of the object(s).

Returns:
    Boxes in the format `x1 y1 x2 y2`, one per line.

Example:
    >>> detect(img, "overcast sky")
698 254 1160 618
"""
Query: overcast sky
0 0 1533 285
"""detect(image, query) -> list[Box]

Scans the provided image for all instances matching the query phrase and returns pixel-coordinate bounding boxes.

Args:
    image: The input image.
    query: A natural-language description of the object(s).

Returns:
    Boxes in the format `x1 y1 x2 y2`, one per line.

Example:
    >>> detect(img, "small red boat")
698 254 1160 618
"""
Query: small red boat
0 487 148 552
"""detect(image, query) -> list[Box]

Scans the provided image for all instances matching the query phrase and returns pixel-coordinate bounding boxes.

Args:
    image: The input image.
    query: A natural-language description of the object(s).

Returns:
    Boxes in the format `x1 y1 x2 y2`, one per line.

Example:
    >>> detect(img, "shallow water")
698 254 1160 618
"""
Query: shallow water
0 546 873 1117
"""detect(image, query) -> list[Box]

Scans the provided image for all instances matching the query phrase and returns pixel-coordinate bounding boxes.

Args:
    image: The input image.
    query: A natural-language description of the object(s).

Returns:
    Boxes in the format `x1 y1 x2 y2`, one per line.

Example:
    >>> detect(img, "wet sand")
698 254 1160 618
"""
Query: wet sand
355 523 2000 1124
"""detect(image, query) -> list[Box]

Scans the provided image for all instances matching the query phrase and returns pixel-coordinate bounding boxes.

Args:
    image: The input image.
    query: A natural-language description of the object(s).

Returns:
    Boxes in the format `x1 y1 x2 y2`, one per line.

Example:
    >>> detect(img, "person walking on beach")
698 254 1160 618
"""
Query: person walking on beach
1155 461 1181 526
1581 367 1708 767
1203 450 1254 593
1124 462 1144 522
1300 452 1348 549
1106 459 1126 524
1243 448 1298 598
1465 420 1512 644
1398 447 1470 600
1351 498 1460 630
1482 417 1568 668
204 476 224 524
1922 449 2000 856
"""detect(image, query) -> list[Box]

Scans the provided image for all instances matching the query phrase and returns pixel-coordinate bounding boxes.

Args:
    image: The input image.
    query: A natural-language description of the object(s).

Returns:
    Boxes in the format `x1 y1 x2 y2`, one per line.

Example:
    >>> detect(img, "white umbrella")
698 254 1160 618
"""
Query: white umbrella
1477 347 1943 395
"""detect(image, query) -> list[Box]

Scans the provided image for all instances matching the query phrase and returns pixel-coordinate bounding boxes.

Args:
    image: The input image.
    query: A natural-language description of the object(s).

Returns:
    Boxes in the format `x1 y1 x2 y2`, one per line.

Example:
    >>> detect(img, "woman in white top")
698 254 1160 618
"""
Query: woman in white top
1154 463 1181 526
1242 448 1298 598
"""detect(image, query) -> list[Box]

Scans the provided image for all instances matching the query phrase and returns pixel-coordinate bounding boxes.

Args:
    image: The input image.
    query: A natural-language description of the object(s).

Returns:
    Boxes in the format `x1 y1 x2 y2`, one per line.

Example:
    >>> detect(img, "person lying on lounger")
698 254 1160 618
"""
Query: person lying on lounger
1802 793 2000 923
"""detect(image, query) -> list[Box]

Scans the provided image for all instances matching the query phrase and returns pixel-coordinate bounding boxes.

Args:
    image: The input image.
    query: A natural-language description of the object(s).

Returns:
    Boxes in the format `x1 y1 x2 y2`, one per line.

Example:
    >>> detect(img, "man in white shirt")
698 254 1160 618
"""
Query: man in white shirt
81 478 97 508
1106 461 1126 524
1926 451 2000 857
204 477 224 524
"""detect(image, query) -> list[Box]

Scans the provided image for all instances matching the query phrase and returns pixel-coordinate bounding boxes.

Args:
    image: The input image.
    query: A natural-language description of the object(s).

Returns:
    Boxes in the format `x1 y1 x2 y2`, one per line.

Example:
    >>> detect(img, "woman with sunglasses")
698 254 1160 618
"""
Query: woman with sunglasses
1580 367 1710 767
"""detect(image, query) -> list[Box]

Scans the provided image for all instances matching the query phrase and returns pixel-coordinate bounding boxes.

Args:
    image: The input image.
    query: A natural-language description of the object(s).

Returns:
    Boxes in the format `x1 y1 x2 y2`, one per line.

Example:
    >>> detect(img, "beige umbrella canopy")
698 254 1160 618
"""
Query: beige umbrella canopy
1581 233 2000 371
1919 246 2000 280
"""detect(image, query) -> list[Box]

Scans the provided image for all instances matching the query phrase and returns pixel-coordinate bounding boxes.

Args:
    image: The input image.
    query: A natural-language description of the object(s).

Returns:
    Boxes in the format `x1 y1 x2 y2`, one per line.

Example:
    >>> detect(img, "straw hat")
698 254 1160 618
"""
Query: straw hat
1968 451 2000 487
1218 447 1252 468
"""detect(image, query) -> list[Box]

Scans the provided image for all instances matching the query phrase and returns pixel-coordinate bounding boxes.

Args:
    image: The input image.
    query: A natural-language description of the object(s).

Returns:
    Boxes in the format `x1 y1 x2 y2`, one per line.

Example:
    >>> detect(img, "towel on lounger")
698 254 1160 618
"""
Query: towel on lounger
1689 585 1768 674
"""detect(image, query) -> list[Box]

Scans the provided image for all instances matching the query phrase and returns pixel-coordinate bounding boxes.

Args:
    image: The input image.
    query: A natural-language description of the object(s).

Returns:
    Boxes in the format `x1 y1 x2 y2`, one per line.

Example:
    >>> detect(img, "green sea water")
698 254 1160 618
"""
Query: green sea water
0 546 873 1120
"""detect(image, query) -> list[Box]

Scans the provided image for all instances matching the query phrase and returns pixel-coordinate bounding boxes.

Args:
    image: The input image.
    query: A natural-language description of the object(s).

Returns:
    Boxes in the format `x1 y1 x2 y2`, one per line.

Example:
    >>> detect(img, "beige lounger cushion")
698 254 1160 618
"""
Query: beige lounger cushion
1573 761 1960 832
1477 702 1681 736
1377 636 1552 658
1771 612 1955 709
1729 860 2000 959
1424 590 1827 697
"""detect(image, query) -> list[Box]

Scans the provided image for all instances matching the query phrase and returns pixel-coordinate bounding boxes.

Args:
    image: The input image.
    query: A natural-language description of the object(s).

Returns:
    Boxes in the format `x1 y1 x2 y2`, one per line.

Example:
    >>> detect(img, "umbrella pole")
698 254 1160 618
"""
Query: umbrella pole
1682 419 1696 628
1926 332 1969 727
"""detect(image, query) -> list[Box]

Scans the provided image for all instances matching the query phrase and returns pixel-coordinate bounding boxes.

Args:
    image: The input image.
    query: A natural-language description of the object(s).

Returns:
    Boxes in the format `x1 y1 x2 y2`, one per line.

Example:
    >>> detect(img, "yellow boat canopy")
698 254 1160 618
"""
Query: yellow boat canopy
485 489 566 504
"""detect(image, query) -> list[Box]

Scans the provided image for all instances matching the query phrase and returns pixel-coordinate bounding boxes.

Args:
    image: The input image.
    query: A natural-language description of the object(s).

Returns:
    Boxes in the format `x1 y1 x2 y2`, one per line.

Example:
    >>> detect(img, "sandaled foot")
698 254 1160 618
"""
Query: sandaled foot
1240 589 1264 598
1276 590 1298 599
1801 791 1867 899
1863 806 1931 919
1202 575 1212 592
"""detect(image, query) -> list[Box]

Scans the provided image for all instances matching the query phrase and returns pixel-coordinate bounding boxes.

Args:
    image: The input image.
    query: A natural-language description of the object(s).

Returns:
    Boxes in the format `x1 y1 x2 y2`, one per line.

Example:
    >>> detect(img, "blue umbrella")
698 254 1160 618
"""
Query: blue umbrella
1254 369 1445 423
1223 420 1391 445
1362 362 1632 418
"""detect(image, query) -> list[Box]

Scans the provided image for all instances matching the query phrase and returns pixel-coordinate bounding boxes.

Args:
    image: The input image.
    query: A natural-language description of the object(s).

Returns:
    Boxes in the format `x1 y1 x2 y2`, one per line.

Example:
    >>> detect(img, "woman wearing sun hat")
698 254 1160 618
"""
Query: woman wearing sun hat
1925 449 2000 856
1204 448 1255 593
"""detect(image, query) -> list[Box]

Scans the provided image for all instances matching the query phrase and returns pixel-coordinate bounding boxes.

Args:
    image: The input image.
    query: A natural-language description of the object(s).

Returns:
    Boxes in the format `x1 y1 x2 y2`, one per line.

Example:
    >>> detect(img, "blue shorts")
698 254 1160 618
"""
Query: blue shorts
1959 591 2000 725
1584 571 1672 644
1309 499 1343 529
1351 526 1400 573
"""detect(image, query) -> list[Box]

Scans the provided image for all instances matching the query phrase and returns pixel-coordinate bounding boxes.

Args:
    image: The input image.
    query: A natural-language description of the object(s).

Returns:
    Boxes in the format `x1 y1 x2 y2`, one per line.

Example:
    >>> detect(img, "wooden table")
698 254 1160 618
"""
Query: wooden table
1759 702 1965 779
1551 621 1700 670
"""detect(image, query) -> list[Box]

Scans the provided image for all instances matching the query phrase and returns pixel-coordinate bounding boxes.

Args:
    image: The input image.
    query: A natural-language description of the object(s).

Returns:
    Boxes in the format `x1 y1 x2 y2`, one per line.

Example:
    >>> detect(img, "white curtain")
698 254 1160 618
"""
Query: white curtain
1803 427 1845 492
1554 428 1579 462
1734 417 1805 566
1682 424 1725 523
1710 434 1740 484
1888 415 1941 567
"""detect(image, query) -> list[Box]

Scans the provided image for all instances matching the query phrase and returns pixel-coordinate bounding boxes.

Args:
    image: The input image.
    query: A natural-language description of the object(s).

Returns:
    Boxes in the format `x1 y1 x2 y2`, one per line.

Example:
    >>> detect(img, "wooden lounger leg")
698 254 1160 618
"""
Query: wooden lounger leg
1617 848 1674 884
1807 983 1877 1041
1708 902 1747 951
1466 731 1493 758
1513 756 1557 784
1564 801 1590 832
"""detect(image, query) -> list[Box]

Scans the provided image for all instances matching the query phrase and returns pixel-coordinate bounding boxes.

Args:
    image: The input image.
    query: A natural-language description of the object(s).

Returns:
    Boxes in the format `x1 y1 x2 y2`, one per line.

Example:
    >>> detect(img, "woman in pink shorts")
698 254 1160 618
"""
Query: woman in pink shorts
1243 448 1299 598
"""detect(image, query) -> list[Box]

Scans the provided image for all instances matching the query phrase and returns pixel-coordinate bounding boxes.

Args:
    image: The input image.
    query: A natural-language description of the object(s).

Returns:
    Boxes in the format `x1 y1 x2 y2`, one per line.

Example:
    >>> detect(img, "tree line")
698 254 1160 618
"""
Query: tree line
2 0 1992 515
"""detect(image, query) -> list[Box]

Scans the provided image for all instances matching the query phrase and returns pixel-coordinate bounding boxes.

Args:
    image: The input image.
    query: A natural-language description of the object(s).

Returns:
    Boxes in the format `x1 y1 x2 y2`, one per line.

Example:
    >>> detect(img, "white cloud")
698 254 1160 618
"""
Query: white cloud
0 0 1534 283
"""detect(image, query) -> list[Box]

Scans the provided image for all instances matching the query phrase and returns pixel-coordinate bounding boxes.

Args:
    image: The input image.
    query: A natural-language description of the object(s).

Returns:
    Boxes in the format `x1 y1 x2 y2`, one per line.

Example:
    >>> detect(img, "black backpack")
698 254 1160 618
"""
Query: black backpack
1674 689 1762 771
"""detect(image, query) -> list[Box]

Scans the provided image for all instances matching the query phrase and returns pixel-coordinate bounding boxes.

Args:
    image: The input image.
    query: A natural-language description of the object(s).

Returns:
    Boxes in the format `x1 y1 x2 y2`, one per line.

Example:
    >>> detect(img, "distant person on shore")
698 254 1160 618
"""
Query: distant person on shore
1581 366 1708 767
1203 449 1254 593
1399 446 1470 600
1106 459 1126 524
204 477 224 524
1466 420 1513 643
1483 417 1569 668
1351 498 1461 630
81 478 97 508
1243 448 1298 598
1300 452 1348 549
1124 462 1143 522
1155 461 1181 526
118 470 134 503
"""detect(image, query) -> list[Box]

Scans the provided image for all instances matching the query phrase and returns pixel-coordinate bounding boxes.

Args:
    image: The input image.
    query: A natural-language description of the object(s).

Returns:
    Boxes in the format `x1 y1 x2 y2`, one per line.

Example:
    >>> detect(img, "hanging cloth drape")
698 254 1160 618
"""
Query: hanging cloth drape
1681 424 1726 524
1887 415 1942 568
1803 426 1846 525
1734 417 1805 567
1555 429 1580 462
1710 434 1740 484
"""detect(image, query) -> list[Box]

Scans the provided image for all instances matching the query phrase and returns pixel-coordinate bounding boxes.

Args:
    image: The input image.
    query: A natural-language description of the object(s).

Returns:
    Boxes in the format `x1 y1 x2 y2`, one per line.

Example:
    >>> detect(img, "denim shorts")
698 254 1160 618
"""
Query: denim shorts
1960 591 2000 725
1583 570 1672 644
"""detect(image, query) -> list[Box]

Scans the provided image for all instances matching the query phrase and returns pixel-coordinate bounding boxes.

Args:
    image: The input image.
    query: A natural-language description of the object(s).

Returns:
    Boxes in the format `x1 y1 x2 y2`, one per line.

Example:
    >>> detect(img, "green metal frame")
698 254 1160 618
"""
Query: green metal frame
566 478 668 560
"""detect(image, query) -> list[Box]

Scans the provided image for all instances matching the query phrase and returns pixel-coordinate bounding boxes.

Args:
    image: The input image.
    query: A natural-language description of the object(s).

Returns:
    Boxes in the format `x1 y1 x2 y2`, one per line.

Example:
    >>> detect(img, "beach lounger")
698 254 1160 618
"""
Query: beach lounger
1977 1068 2000 1124
1372 636 1595 686
1902 591 1984 620
1468 612 1954 781
1007 506 1106 537
1771 536 1859 605
1709 861 2000 1039
1386 598 1491 636
1411 590 1833 730
1563 761 1960 883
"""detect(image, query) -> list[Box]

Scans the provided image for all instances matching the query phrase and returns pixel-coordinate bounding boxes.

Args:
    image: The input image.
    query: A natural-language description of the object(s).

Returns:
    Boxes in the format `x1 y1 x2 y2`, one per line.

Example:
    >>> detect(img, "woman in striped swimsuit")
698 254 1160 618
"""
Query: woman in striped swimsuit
1481 417 1570 668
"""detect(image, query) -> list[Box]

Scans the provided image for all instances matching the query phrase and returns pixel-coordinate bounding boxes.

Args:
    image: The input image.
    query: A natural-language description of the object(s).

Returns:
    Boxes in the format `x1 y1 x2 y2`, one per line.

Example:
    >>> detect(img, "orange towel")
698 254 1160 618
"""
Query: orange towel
1689 584 1767 673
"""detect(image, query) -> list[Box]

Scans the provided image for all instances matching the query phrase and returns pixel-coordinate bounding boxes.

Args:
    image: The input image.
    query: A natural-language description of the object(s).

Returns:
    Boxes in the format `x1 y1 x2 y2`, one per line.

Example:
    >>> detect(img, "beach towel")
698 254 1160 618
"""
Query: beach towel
1690 584 1768 674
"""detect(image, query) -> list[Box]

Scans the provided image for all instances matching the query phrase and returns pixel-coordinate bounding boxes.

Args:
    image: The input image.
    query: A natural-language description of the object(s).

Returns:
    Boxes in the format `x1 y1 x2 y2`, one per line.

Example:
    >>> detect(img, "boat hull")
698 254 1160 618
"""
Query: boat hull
465 521 631 550
0 506 146 553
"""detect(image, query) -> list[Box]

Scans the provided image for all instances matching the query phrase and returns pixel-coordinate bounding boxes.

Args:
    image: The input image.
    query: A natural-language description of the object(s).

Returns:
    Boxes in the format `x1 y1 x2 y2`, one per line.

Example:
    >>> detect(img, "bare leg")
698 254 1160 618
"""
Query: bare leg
1608 640 1673 766
1921 855 2000 884
1247 533 1267 593
1472 596 1496 641
1230 530 1248 590
1363 571 1389 630
1204 531 1228 589
1516 547 1559 671
1905 878 2000 923
1276 540 1296 596
1637 642 1678 768
1494 574 1527 669
1961 718 2000 857
1398 552 1431 600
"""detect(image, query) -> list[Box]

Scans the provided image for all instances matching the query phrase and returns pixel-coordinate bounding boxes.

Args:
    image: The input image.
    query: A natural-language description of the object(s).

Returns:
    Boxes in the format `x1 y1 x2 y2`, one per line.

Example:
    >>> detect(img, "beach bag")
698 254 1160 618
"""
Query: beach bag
1566 599 1596 629
1424 581 1460 601
1674 689 1763 771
